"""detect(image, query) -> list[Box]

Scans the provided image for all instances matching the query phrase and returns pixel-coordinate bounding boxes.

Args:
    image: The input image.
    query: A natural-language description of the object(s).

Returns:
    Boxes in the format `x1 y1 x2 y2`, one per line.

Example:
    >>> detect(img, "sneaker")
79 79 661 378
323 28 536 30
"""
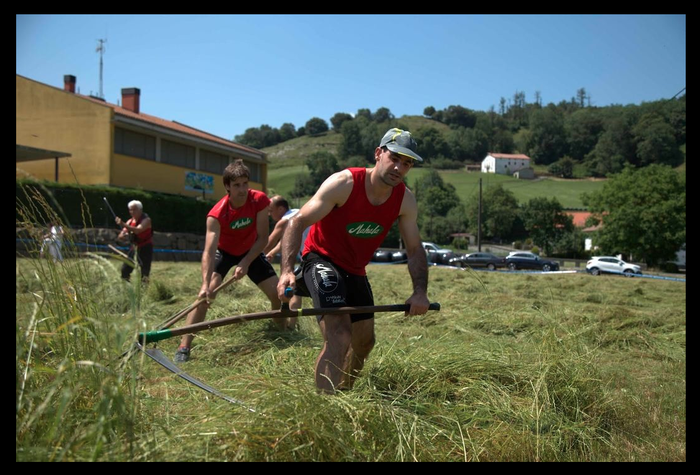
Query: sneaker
174 347 190 363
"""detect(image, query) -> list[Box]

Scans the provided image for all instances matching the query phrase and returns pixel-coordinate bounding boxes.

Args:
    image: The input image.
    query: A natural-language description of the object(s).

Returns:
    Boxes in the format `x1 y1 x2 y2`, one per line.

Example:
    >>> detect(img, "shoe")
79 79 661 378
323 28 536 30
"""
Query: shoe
174 347 190 363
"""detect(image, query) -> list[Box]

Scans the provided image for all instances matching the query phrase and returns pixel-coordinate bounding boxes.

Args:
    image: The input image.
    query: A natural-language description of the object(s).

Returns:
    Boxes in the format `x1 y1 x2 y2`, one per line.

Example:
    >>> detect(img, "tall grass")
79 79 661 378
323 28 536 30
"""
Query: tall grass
16 188 685 460
16 182 149 461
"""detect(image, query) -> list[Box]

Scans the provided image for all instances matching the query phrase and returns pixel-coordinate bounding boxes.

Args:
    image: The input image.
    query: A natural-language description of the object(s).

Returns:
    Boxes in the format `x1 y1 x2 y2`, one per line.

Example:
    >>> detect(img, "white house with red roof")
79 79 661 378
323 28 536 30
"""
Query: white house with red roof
481 153 531 175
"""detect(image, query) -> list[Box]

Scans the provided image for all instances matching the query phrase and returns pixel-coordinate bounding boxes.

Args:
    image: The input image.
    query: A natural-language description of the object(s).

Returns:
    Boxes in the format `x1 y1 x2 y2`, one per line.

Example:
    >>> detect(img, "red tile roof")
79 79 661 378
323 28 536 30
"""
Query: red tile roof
565 211 592 228
79 94 263 158
489 153 531 160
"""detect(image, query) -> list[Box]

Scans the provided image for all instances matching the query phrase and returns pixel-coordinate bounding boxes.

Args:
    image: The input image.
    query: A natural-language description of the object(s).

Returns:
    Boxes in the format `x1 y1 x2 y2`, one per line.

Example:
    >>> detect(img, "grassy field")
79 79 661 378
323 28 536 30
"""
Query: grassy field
16 255 685 461
262 123 605 209
268 165 605 210
406 169 605 209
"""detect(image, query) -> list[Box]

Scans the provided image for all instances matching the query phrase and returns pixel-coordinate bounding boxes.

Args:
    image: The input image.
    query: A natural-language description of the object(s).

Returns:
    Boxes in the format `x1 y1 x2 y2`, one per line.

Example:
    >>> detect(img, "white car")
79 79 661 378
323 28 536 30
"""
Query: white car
586 256 642 277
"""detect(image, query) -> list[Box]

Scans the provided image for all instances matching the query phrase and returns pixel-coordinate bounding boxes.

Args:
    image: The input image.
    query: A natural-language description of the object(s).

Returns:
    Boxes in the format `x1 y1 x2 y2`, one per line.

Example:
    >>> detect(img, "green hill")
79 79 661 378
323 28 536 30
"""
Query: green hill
263 116 604 209
264 131 343 169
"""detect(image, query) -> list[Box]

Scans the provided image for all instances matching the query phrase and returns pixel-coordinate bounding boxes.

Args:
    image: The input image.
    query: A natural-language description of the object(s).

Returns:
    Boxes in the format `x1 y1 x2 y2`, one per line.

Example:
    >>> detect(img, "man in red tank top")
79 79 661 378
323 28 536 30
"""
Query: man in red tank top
116 200 153 283
277 128 430 393
174 160 284 363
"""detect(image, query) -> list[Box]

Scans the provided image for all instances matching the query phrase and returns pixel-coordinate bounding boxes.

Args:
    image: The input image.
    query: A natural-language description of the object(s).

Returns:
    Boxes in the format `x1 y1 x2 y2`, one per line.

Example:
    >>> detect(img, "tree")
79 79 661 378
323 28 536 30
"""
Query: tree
279 123 297 142
291 150 342 199
465 185 520 241
235 127 264 148
413 127 450 162
423 106 436 117
305 117 329 135
632 113 684 167
565 108 604 161
528 105 568 165
548 156 575 178
584 116 634 176
356 108 372 121
258 124 281 147
306 150 340 187
373 107 394 123
582 165 685 266
338 118 365 158
413 170 463 243
442 105 477 129
330 112 353 132
521 197 574 256
576 88 588 108
291 173 315 198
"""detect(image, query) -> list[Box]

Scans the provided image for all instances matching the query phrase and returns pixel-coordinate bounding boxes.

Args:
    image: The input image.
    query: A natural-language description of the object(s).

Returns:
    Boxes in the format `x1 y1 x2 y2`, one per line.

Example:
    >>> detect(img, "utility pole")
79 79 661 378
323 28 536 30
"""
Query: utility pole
96 38 107 99
477 177 482 252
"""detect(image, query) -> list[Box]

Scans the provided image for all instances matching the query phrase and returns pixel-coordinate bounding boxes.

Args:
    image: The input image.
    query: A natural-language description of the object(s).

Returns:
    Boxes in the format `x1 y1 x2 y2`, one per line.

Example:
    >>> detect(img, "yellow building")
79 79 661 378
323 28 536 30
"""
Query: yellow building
16 74 268 198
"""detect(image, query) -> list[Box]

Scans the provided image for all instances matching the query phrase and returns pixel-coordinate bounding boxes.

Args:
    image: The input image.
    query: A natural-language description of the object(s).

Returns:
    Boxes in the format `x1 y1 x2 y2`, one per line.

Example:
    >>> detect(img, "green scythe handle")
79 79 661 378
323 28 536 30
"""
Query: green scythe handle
139 302 441 344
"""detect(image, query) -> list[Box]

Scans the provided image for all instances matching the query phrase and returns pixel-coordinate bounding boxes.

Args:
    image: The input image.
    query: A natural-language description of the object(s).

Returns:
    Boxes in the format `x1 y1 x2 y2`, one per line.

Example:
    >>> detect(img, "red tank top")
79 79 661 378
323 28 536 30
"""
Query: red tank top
128 213 153 247
208 189 270 256
304 168 405 275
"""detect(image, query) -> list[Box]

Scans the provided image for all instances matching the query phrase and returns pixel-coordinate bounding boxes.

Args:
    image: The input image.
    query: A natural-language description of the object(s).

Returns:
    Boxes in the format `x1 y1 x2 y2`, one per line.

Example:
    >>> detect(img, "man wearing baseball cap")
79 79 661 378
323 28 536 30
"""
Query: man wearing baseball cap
277 128 430 394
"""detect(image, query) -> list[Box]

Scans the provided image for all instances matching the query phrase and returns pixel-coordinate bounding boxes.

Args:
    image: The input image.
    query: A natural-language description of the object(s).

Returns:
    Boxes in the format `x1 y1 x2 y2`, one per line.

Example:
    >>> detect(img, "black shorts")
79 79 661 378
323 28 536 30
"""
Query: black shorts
214 248 277 285
295 252 374 323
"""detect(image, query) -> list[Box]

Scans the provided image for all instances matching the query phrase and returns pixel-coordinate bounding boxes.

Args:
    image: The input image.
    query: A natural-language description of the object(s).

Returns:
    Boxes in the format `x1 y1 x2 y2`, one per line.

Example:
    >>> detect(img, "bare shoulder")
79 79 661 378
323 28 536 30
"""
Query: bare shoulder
326 169 354 188
317 169 354 204
400 186 418 215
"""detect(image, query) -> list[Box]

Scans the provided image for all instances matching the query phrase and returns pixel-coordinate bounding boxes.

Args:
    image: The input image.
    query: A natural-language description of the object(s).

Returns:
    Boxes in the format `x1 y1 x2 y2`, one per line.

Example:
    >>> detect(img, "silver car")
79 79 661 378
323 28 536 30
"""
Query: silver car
586 256 642 277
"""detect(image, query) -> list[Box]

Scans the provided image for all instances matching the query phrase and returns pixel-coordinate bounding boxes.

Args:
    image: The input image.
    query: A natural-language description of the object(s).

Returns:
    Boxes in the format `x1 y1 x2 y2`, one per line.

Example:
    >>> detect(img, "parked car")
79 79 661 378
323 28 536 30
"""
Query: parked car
586 256 642 277
422 242 456 265
448 252 505 270
505 252 560 271
371 249 408 263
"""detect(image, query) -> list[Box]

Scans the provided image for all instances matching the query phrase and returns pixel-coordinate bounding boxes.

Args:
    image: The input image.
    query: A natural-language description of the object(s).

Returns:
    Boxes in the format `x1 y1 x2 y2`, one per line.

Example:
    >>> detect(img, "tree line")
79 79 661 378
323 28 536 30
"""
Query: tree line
412 164 685 266
287 154 685 266
235 88 685 178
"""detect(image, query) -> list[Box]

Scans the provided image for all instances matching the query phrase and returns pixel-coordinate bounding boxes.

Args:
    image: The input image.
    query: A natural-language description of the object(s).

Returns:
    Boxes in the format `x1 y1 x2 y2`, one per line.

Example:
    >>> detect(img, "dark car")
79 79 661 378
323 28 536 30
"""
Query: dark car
449 252 505 270
422 242 456 265
505 252 560 272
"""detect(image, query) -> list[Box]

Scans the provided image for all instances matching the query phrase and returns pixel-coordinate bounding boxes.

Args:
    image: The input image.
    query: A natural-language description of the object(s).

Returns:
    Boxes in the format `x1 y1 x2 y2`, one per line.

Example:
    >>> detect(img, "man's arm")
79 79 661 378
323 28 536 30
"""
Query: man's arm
398 190 430 315
277 170 354 300
263 219 288 258
200 216 221 299
116 216 151 234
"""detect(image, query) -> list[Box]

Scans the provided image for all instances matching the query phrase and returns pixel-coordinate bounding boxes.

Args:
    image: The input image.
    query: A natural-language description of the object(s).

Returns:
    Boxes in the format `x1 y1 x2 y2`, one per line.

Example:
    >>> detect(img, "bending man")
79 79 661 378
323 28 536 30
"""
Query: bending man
277 128 430 393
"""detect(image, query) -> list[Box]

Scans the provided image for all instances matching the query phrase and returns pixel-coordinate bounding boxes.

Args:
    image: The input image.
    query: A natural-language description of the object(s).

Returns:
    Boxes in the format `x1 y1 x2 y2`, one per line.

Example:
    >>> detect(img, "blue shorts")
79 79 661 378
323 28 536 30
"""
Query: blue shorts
296 252 374 323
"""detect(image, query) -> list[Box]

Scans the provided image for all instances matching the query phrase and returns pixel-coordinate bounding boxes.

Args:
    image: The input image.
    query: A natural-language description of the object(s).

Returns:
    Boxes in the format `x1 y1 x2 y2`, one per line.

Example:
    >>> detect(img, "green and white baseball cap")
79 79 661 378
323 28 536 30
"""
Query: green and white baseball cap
379 128 423 162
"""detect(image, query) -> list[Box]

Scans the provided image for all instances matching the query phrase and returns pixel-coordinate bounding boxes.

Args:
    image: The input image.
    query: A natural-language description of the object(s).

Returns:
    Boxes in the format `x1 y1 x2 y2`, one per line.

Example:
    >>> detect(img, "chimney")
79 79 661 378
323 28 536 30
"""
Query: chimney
121 88 141 114
64 75 76 93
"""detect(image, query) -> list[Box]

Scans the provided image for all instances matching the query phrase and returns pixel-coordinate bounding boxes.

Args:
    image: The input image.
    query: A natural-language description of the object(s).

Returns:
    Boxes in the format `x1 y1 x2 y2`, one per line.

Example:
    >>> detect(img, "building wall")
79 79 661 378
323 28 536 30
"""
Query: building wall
481 154 530 175
502 159 529 174
481 156 496 173
17 75 267 194
16 75 113 184
112 153 263 198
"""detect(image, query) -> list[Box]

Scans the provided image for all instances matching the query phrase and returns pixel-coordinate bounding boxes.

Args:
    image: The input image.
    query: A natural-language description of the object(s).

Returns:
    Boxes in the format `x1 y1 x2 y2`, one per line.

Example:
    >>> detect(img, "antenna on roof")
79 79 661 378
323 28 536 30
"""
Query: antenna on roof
96 38 107 99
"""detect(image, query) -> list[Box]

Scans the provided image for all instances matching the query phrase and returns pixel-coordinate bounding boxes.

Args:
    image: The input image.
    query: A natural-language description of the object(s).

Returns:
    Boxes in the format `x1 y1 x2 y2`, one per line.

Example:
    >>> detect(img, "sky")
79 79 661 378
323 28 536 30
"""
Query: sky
16 14 686 141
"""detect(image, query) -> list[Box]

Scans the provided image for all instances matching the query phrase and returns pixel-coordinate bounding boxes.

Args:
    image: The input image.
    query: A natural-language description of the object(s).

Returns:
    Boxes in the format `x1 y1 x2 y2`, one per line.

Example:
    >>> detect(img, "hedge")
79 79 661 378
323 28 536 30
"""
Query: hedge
16 179 215 235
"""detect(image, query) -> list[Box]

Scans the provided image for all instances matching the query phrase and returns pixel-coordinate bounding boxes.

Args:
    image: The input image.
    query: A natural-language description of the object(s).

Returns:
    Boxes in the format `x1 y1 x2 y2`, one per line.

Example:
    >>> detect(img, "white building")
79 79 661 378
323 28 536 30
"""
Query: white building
481 153 531 175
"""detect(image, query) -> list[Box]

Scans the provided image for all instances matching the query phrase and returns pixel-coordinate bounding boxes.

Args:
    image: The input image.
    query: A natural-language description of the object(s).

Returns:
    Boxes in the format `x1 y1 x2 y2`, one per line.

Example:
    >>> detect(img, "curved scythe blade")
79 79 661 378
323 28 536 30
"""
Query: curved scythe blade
137 342 256 412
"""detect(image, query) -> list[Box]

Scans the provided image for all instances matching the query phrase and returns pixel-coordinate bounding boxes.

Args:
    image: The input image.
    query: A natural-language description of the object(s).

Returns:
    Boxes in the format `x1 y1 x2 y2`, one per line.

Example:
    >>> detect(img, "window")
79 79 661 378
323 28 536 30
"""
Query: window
115 127 156 160
162 139 195 169
200 149 229 174
246 161 262 183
